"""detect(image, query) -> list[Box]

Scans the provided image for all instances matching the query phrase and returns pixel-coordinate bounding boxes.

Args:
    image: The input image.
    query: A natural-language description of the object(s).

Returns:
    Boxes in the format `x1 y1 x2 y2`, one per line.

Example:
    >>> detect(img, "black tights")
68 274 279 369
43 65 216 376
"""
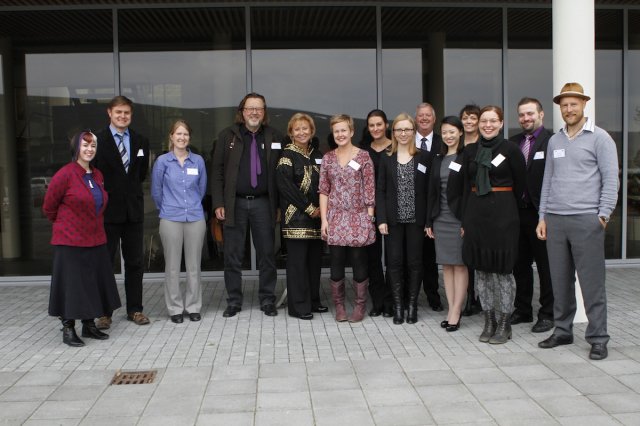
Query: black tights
330 245 368 282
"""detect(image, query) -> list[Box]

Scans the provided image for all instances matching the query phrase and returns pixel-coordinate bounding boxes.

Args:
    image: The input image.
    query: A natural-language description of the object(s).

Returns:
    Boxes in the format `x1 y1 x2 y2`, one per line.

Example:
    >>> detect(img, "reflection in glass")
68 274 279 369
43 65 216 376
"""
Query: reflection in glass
627 11 640 258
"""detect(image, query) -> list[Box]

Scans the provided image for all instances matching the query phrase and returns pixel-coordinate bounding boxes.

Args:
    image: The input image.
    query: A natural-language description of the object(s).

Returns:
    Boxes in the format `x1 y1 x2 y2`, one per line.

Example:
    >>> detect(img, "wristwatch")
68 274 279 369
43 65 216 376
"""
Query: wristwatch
599 216 609 224
369 215 376 223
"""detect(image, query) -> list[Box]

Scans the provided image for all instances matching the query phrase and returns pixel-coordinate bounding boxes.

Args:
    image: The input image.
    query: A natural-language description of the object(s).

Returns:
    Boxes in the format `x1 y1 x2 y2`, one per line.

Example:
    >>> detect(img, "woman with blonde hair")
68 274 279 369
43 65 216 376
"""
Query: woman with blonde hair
151 119 207 323
376 113 430 324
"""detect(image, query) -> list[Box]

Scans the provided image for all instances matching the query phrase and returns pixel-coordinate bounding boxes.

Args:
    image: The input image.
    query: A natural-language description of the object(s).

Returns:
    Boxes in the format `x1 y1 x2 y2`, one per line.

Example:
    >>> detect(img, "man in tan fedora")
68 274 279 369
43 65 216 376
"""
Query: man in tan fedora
535 82 618 360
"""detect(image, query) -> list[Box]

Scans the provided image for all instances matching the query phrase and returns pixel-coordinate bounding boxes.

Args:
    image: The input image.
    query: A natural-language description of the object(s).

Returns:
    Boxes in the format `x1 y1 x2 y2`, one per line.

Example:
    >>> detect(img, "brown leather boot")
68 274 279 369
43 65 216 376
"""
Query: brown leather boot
349 279 369 323
330 279 348 322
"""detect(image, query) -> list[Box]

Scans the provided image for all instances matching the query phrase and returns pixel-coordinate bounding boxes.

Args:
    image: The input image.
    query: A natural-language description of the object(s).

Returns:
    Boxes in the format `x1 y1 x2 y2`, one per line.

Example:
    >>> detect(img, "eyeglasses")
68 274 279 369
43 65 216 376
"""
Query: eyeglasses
243 107 265 113
393 128 414 134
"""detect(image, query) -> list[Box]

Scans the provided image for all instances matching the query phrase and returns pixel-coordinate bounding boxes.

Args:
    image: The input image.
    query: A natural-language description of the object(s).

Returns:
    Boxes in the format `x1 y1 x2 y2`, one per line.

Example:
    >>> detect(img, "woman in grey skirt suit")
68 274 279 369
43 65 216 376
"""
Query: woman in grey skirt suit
426 116 467 332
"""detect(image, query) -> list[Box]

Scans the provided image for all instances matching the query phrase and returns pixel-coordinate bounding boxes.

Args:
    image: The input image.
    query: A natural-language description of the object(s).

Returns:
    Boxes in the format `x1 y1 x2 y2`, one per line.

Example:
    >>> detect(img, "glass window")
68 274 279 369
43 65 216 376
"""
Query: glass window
0 9 114 276
627 10 640 258
118 7 246 272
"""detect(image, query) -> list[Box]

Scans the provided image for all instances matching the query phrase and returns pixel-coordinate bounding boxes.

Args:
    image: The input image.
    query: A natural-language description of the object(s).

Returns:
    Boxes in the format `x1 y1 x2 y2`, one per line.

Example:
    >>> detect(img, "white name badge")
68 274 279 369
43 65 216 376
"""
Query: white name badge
533 151 544 160
553 149 566 158
315 158 322 165
491 154 506 167
417 163 427 174
137 149 144 157
271 142 282 150
348 160 361 171
187 168 198 176
448 161 462 172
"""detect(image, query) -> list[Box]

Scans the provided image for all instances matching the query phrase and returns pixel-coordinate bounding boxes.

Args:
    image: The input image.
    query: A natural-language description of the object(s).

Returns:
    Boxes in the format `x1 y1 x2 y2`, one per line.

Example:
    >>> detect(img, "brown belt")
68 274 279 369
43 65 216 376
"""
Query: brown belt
471 186 513 192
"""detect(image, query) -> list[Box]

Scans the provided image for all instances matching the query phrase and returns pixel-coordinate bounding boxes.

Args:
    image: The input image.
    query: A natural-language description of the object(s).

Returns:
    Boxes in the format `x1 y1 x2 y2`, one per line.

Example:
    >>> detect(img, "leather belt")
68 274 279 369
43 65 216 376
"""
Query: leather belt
471 186 513 192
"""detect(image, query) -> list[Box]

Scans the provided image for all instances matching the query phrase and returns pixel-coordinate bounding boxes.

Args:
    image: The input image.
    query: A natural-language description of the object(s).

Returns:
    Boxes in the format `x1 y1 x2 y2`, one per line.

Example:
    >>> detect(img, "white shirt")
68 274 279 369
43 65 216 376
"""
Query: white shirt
415 131 433 151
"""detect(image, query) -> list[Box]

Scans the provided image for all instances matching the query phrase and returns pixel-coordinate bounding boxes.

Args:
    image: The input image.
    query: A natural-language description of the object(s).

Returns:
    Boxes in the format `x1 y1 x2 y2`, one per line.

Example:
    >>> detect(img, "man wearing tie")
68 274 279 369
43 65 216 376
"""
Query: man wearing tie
415 102 443 311
508 98 554 333
94 96 150 328
211 93 283 318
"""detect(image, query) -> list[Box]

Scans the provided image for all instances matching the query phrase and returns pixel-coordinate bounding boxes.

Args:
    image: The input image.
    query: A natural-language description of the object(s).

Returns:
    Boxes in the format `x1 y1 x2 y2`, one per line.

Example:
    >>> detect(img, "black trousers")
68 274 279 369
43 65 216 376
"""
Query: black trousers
513 206 554 320
105 221 144 314
285 238 322 315
367 230 392 311
422 235 441 306
330 245 368 282
387 223 424 287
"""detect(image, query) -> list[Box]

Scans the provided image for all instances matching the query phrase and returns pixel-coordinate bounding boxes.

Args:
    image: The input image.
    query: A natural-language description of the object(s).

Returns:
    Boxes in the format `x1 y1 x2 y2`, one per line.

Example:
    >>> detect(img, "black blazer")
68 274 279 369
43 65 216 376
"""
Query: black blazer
426 152 464 227
93 127 150 224
376 150 430 227
508 127 553 210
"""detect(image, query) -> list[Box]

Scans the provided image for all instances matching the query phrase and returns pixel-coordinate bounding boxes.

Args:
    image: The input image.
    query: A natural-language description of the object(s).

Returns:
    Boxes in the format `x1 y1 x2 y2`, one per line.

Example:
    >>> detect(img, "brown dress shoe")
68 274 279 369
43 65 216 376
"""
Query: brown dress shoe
127 312 150 325
96 316 112 330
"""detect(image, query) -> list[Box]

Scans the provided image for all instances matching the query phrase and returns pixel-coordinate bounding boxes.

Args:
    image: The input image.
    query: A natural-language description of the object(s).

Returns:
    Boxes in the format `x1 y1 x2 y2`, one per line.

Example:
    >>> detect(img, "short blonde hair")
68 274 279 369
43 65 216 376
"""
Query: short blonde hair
389 113 417 156
329 114 354 132
287 113 316 141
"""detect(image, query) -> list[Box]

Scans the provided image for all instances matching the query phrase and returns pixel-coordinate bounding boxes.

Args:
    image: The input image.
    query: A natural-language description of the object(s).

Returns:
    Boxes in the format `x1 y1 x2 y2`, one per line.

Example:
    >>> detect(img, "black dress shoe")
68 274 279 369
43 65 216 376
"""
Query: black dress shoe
531 319 554 333
446 320 461 332
589 343 608 360
189 313 201 322
223 305 241 318
510 312 533 325
289 312 313 320
369 308 382 317
260 304 278 316
312 305 329 313
170 314 183 324
538 334 574 349
382 306 394 318
81 323 109 340
431 304 444 312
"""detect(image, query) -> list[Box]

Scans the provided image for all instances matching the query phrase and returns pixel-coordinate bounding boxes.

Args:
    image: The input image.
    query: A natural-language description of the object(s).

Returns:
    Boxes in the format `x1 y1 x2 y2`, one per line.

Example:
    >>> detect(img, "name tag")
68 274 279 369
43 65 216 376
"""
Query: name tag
271 142 282 150
348 160 361 171
553 149 566 158
315 158 322 165
533 151 544 160
187 168 198 176
448 161 462 172
137 149 144 157
491 154 506 167
417 163 427 174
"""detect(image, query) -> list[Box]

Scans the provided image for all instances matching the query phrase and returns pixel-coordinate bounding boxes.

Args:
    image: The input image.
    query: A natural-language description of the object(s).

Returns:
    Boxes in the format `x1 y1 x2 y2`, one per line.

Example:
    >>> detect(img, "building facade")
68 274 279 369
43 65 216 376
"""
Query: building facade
0 0 638 281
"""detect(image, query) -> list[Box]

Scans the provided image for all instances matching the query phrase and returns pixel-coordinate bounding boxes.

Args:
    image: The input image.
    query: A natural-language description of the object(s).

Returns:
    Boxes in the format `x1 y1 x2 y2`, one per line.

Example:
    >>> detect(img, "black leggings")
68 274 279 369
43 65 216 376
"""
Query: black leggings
330 245 368 282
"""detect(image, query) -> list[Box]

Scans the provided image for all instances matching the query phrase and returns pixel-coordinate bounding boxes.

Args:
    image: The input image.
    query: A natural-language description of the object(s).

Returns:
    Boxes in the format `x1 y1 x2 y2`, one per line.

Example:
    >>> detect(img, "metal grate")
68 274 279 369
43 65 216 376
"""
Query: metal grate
110 370 157 385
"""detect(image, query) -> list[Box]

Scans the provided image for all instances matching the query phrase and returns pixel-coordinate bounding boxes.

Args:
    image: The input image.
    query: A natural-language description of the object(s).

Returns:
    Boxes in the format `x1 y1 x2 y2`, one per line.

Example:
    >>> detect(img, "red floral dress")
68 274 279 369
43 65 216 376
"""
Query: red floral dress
319 149 376 247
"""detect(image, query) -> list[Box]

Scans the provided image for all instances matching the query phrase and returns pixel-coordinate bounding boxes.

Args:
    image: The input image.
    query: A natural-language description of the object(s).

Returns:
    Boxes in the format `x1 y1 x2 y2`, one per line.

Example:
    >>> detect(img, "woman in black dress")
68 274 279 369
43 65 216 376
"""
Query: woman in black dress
460 106 526 344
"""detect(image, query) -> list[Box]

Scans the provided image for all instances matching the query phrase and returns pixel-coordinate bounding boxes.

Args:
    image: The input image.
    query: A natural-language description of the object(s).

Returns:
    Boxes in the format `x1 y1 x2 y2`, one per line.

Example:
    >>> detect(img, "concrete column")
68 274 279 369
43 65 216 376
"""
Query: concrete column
553 0 594 323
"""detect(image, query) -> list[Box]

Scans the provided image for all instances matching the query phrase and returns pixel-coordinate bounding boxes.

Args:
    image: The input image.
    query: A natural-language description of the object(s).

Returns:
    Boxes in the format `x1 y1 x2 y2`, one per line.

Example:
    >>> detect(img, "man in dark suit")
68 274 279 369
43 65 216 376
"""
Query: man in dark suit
414 102 443 311
509 97 554 333
94 96 150 328
211 93 283 318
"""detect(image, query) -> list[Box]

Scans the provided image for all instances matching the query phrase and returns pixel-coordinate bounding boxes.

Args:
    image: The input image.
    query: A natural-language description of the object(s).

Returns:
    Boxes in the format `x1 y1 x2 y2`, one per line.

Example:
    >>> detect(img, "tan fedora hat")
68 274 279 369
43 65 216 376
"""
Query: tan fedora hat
553 82 591 104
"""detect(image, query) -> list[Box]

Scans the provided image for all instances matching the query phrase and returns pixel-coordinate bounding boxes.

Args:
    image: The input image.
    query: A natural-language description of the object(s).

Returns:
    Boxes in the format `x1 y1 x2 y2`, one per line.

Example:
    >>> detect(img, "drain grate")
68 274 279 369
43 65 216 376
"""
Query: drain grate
110 370 157 385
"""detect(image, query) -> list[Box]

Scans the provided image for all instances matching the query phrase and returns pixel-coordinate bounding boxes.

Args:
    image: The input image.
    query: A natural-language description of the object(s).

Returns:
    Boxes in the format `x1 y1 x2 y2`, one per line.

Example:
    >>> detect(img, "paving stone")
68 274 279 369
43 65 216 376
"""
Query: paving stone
0 385 56 401
518 378 580 398
428 400 492 424
31 400 91 419
311 389 368 409
195 412 254 426
200 393 256 414
363 387 422 406
483 398 552 424
589 392 640 414
313 407 374 426
255 409 313 426
467 381 528 401
537 395 606 417
566 376 632 395
206 379 256 395
370 404 435 426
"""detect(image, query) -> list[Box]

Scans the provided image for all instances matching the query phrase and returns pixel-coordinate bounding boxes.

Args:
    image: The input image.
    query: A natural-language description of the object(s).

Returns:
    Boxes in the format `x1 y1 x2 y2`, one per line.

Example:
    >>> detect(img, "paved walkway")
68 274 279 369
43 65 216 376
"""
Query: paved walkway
0 268 639 425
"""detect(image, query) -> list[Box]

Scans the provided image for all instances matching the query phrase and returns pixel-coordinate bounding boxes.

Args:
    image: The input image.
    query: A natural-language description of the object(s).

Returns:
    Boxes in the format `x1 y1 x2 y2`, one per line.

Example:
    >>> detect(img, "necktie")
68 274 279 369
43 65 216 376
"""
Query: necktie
521 134 533 165
420 137 427 151
250 132 261 188
116 133 129 172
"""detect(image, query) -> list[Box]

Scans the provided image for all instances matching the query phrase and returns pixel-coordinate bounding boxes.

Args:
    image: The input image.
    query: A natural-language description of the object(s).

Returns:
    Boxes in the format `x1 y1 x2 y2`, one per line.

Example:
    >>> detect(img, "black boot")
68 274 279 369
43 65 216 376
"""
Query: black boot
462 296 474 317
479 310 497 343
62 319 85 347
81 320 109 340
406 270 421 324
391 281 404 325
489 312 512 344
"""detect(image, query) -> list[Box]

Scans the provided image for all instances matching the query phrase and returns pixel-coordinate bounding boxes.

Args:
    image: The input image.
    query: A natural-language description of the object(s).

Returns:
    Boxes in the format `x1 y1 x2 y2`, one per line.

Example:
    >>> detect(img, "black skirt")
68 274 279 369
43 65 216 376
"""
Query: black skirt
49 245 122 320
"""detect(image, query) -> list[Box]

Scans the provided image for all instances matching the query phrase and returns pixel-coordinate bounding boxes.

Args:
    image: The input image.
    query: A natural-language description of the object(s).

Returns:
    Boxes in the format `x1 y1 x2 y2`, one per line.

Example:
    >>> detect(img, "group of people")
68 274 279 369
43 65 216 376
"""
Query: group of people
44 82 618 360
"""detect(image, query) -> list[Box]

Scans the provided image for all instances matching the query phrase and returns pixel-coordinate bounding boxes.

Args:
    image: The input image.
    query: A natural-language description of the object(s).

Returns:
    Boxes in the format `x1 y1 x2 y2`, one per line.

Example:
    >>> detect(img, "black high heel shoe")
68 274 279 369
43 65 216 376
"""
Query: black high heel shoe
440 320 449 328
446 317 461 332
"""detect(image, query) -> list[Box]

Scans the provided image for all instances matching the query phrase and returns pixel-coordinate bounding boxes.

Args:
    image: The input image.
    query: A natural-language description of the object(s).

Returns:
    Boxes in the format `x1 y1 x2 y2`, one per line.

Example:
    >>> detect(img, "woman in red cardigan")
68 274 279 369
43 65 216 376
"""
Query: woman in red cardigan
43 131 121 347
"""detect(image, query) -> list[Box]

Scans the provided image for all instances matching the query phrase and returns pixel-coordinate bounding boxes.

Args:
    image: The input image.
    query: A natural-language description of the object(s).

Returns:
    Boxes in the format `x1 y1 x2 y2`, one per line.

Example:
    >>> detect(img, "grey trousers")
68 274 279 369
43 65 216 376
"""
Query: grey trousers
545 213 609 344
159 219 206 316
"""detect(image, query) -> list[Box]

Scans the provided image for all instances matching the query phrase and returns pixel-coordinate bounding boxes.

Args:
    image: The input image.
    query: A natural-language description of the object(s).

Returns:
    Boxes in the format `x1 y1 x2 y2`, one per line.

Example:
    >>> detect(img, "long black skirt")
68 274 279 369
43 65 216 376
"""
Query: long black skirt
49 245 122 320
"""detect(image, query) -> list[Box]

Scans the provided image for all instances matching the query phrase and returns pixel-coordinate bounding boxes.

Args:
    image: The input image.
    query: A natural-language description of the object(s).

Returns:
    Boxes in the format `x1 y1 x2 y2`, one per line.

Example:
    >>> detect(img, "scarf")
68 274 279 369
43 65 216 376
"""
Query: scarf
474 136 501 196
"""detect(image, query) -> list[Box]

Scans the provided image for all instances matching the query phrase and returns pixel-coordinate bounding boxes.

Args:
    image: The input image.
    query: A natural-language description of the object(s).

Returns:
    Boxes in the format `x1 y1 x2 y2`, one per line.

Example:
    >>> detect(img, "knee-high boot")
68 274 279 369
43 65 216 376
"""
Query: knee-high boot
330 279 348 322
489 311 512 344
391 280 404 325
349 279 369 323
406 271 421 324
479 310 497 343
62 319 85 347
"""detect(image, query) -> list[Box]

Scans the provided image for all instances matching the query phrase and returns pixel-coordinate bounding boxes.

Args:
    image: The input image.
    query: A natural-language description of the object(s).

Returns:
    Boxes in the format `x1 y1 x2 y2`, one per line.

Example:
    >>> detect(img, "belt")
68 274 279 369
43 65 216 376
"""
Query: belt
471 186 513 192
237 194 265 200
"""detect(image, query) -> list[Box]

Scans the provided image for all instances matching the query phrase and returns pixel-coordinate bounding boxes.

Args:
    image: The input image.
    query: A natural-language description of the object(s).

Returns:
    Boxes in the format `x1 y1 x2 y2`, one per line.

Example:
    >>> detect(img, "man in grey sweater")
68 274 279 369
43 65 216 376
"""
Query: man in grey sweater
535 82 618 361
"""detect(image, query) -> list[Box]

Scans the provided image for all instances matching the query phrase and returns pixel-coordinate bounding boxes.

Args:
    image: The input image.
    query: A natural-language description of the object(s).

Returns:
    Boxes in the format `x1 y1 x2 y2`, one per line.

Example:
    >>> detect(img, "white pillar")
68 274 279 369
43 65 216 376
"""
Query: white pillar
552 0 594 323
